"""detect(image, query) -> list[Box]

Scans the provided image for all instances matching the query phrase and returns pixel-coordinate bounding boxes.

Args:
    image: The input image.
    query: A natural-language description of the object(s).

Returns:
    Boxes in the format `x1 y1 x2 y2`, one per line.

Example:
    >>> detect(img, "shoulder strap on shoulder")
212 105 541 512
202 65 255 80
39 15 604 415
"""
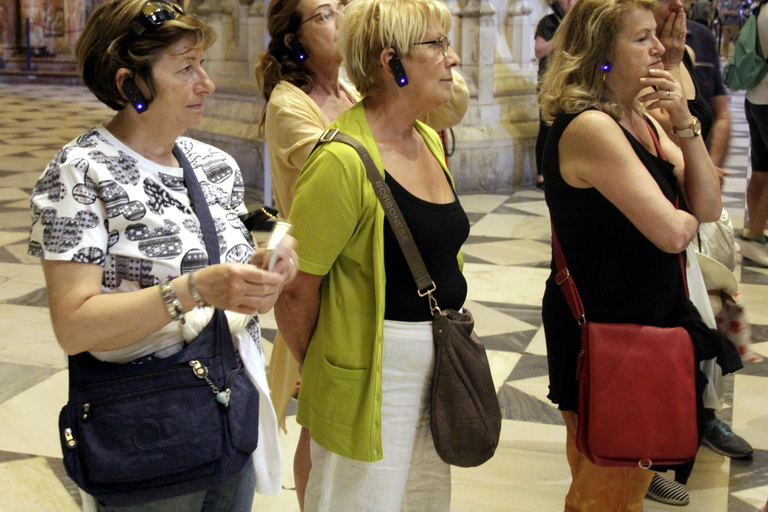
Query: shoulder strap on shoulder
311 129 435 296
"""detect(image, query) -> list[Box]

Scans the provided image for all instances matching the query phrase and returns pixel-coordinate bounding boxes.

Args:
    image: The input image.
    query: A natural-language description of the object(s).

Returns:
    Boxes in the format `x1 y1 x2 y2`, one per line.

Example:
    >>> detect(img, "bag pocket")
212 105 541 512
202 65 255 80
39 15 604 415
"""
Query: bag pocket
313 355 368 427
64 379 225 484
225 367 260 454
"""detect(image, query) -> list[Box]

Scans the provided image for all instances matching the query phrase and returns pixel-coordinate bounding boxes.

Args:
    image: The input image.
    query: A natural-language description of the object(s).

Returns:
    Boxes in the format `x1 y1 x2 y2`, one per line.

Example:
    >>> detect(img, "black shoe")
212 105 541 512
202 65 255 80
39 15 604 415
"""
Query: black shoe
646 473 690 506
703 418 753 459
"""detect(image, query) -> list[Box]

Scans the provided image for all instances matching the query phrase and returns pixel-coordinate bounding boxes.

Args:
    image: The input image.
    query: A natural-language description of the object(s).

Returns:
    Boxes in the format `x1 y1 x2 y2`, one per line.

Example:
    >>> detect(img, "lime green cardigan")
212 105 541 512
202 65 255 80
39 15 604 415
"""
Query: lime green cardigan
288 101 462 462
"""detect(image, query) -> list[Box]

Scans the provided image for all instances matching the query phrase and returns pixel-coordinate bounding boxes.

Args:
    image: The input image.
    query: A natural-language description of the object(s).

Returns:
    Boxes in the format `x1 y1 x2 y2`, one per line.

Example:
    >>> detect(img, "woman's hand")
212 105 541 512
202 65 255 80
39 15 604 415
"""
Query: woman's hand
193 237 298 315
193 261 286 315
268 245 299 285
639 68 692 132
253 235 299 284
659 8 687 68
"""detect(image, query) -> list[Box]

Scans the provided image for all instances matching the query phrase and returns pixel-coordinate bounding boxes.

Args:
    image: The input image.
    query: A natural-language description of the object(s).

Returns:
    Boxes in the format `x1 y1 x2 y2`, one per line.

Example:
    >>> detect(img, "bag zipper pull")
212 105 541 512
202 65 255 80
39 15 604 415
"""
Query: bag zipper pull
190 360 209 379
216 389 231 410
190 360 229 410
64 428 77 449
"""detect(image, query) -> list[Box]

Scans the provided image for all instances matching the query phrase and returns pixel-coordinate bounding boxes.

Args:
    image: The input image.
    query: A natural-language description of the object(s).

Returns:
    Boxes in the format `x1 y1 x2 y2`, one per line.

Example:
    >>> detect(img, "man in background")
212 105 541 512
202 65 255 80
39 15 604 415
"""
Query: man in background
533 0 575 190
688 18 731 169
690 0 712 26
721 0 743 58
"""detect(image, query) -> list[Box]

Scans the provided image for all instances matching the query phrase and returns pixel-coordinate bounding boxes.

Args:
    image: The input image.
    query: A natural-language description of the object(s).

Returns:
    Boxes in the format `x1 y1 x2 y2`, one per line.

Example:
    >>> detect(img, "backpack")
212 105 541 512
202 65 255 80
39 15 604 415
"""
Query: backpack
724 5 768 91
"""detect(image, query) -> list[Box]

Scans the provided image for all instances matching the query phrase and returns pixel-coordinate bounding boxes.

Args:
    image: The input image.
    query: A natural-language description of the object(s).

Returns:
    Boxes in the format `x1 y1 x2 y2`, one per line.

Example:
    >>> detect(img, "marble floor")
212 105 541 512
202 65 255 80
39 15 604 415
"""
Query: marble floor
0 82 766 512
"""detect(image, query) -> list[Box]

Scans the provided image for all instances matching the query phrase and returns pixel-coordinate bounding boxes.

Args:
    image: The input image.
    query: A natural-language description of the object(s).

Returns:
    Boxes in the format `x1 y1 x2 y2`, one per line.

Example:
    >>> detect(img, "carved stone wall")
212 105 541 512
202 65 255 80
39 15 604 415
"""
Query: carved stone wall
186 0 268 191
0 0 552 191
190 0 554 192
3 0 92 56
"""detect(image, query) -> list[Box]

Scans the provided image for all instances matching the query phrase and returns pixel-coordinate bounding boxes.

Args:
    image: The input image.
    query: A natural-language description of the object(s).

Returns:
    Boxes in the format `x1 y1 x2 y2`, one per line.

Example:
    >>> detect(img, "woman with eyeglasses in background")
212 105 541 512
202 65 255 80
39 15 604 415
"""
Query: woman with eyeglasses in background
254 0 468 508
28 1 297 510
273 0 467 509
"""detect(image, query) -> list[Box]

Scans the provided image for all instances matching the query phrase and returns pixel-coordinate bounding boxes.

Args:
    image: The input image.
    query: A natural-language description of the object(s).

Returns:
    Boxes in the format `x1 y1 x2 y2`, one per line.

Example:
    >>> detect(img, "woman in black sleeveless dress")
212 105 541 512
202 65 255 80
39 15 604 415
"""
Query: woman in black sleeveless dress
537 0 739 510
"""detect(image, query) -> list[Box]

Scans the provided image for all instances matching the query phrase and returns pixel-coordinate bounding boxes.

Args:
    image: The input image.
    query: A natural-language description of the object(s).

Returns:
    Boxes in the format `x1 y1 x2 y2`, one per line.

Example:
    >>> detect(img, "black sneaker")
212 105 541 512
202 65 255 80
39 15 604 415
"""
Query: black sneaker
703 418 753 459
646 473 690 506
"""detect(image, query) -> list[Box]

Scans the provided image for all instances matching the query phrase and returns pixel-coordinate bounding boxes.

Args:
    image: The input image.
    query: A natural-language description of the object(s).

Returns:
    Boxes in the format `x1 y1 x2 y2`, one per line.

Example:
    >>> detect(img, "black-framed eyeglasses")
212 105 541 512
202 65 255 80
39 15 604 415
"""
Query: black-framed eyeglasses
413 36 451 57
122 1 184 53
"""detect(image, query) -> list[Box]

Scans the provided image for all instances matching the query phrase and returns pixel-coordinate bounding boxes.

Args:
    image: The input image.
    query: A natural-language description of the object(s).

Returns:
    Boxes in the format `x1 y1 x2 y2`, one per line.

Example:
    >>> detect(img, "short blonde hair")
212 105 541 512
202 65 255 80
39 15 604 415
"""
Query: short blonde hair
538 0 657 124
76 0 216 111
338 0 452 96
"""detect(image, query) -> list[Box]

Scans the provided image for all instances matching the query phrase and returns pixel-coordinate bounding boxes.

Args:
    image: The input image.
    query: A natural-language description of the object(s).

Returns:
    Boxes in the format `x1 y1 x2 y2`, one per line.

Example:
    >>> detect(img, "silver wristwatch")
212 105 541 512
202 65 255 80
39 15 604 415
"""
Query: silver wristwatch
673 117 701 138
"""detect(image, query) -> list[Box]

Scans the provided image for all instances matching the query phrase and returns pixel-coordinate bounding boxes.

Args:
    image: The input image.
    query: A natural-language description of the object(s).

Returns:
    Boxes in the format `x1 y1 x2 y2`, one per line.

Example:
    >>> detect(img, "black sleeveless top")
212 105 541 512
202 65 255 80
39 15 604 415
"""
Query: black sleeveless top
541 109 688 411
683 50 714 141
383 171 469 322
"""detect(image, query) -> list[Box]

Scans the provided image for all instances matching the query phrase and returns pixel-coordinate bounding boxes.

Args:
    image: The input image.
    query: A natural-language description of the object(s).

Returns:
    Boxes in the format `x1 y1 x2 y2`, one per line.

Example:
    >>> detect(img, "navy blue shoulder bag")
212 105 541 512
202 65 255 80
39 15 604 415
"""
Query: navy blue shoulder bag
58 145 260 506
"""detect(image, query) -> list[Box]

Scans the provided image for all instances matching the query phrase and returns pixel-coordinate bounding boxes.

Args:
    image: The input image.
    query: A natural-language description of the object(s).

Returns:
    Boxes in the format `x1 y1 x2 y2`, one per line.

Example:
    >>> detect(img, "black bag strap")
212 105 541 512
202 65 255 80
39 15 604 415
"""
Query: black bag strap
172 144 237 370
311 129 441 312
174 145 220 265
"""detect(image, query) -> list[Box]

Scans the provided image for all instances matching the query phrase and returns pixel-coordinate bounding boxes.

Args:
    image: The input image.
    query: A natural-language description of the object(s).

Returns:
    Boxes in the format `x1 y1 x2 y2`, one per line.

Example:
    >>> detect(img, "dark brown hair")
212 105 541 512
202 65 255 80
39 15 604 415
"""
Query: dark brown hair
254 0 314 131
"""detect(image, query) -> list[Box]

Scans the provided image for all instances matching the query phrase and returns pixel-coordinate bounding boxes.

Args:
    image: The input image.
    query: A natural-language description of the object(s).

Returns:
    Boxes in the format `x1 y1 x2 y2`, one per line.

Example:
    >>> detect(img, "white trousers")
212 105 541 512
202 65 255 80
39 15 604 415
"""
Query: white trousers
304 320 451 512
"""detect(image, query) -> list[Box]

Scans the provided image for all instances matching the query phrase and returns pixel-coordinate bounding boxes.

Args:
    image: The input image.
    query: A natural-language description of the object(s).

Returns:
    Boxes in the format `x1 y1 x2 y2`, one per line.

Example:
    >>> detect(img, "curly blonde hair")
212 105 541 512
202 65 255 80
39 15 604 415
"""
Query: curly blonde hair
538 0 657 124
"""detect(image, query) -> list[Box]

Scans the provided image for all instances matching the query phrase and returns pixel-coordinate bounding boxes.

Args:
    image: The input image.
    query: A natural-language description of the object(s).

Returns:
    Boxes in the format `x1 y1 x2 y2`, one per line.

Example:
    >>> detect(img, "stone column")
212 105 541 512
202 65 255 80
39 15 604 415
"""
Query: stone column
63 0 86 54
186 0 266 191
0 1 15 58
20 0 47 53
449 0 540 190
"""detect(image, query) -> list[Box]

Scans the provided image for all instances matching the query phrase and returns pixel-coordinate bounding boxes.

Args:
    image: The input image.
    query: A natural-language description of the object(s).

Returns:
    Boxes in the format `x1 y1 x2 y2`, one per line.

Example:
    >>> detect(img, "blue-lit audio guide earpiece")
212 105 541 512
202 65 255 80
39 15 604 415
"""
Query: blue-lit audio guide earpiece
389 56 408 87
123 78 149 113
290 39 307 61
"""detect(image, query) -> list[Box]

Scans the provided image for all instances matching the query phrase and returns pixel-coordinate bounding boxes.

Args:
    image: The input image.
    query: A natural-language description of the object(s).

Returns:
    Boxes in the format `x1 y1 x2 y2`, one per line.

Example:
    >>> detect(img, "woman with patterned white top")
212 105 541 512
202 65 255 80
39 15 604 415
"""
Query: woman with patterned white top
27 1 297 510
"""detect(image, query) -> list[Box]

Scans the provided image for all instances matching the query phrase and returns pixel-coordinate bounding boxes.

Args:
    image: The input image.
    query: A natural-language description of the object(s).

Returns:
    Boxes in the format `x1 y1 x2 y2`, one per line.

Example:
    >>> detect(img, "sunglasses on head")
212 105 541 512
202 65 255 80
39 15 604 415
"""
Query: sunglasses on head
122 0 184 53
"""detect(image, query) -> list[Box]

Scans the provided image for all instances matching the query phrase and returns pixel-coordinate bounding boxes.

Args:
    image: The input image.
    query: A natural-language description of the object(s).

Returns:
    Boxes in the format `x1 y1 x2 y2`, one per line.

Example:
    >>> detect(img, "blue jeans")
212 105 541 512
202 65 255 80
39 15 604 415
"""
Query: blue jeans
97 460 256 512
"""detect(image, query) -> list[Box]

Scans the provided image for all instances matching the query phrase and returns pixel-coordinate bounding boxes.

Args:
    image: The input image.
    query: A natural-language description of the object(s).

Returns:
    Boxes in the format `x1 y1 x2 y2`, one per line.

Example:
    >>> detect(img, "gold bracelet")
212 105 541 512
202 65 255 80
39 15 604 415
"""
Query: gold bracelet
188 272 206 306
160 279 184 322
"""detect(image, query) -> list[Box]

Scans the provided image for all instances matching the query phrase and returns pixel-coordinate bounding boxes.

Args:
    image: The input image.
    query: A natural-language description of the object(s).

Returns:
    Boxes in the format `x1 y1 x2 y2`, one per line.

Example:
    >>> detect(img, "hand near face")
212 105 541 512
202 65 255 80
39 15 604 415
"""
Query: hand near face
639 68 691 129
659 8 687 68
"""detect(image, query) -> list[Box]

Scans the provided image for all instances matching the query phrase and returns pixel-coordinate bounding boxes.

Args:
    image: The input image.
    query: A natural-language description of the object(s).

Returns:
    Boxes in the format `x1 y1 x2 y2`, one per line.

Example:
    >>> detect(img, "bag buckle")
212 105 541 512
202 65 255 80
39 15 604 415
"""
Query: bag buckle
320 128 339 142
428 292 442 315
417 282 441 315
555 268 570 285
417 281 436 297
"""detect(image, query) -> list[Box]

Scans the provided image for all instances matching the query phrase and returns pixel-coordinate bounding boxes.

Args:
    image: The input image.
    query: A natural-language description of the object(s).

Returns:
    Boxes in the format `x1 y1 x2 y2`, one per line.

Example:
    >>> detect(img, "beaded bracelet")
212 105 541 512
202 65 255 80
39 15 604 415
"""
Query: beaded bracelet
188 272 206 306
160 279 184 322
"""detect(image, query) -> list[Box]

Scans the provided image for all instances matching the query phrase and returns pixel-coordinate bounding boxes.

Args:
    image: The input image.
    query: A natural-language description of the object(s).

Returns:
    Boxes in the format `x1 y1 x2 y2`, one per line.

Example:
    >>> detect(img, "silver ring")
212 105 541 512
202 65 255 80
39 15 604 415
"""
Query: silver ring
665 90 670 100
289 258 297 269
